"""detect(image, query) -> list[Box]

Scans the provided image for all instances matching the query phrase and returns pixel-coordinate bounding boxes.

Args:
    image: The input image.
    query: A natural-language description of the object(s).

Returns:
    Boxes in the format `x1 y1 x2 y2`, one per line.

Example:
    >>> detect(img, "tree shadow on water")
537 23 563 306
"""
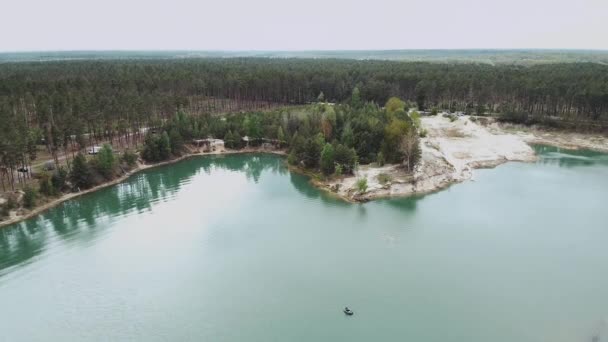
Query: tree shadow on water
288 172 350 207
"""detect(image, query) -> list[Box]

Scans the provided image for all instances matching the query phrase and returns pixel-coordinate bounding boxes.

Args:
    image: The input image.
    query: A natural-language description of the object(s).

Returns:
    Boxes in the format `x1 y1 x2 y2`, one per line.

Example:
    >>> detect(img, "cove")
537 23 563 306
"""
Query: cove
1 147 608 342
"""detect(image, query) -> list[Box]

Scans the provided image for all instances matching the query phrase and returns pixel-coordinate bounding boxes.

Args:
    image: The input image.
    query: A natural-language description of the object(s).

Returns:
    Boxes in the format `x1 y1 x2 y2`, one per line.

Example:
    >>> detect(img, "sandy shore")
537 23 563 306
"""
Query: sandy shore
492 122 608 153
319 116 608 202
320 115 539 202
0 147 286 229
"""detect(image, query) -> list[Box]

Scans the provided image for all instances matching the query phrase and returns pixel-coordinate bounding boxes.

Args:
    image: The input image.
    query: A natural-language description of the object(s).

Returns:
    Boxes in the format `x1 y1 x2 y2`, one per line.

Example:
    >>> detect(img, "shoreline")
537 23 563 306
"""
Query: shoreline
320 116 608 203
492 122 608 154
2 117 607 228
0 148 287 229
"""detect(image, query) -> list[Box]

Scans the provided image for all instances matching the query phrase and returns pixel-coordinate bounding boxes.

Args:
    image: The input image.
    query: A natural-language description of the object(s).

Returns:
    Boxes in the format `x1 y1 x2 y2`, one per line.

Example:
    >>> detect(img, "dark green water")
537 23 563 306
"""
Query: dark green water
1 147 608 342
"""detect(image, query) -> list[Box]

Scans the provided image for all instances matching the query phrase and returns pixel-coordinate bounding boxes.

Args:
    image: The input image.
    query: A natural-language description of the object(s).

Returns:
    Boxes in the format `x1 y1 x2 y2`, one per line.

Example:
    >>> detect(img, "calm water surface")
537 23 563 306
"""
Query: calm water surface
1 147 608 342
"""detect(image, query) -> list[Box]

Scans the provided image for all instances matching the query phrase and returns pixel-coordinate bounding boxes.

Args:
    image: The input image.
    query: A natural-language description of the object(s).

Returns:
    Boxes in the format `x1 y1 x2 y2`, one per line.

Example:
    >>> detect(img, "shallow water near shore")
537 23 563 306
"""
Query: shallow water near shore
1 147 608 342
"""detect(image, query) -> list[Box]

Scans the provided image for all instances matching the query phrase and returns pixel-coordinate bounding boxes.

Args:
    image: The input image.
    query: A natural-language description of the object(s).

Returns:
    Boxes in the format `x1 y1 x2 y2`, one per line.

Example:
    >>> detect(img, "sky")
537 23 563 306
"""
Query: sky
1 0 607 51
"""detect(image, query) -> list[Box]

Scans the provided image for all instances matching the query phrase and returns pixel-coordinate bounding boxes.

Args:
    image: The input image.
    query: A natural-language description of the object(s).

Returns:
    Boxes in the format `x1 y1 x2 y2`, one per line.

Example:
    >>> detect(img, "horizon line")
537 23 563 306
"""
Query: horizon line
2 48 608 54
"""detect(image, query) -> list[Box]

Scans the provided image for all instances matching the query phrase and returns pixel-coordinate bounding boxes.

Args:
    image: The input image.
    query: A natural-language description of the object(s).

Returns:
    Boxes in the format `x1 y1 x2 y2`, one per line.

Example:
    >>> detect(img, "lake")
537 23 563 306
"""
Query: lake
1 146 608 342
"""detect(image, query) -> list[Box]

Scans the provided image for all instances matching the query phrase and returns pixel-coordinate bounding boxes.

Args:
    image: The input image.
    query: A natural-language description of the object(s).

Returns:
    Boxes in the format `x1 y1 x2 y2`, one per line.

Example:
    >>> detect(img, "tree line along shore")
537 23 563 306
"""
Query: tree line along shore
2 58 608 223
0 94 426 221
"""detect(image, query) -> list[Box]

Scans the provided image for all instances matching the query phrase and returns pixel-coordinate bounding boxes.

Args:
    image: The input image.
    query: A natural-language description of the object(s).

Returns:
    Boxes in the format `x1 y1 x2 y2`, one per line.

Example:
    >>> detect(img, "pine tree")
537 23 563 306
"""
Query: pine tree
95 144 115 179
70 153 92 189
320 143 335 175
159 132 171 160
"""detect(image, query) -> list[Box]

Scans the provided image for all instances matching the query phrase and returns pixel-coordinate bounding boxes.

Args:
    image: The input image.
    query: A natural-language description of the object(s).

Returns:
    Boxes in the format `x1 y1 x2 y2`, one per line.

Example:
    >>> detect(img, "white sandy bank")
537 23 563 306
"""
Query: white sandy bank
323 115 537 201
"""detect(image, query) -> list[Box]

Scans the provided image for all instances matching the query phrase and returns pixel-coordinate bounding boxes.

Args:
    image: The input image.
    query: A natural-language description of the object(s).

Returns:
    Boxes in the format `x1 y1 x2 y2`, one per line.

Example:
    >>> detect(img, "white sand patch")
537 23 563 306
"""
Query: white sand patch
323 114 536 202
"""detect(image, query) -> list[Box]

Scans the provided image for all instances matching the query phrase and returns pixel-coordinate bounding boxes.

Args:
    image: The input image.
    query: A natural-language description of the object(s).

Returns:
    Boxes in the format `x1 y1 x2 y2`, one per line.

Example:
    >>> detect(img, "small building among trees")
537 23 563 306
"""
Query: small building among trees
193 138 225 152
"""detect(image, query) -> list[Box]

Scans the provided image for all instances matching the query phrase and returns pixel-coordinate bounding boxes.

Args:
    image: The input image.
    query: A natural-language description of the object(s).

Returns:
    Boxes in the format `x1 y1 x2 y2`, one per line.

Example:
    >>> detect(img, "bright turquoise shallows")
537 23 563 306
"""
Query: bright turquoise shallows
1 146 608 342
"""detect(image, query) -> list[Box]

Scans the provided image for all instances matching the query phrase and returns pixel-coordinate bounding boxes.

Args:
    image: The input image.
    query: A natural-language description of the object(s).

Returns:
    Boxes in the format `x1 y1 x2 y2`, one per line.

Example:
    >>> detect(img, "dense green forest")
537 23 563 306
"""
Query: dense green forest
0 94 421 214
1 58 607 122
1 57 608 196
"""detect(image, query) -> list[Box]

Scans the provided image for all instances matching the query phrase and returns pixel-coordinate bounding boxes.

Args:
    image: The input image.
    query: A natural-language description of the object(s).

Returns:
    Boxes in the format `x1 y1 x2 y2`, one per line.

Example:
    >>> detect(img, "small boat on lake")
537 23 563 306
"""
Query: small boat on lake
344 307 354 316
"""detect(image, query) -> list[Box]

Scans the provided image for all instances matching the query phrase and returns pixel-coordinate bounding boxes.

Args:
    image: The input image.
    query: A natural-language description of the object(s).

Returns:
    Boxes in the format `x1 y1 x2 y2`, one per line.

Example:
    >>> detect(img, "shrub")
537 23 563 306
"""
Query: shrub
51 167 67 192
287 151 298 165
23 186 37 209
376 151 385 166
377 173 392 184
95 144 116 179
168 128 184 154
0 204 8 219
6 194 17 210
334 164 343 177
121 149 138 167
334 144 357 174
419 128 428 138
38 172 57 197
356 178 368 193
70 153 93 190
0 194 18 218
142 132 171 162
320 143 335 175
410 111 421 128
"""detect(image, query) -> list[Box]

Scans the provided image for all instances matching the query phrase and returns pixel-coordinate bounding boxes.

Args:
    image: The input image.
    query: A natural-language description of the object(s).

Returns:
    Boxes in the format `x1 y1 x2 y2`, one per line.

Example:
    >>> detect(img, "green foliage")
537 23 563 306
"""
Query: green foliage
351 86 362 109
277 126 285 147
320 143 335 175
244 115 262 140
333 144 357 174
0 194 17 218
401 128 422 172
377 173 392 184
159 132 171 159
23 186 37 209
169 128 184 154
317 91 325 102
410 111 421 128
499 111 529 124
142 132 172 162
224 130 235 149
356 178 368 193
121 149 138 167
334 164 343 177
95 144 115 179
302 134 324 169
38 172 57 197
287 151 298 165
340 122 354 148
382 119 409 163
376 151 385 166
232 131 242 149
51 167 68 192
70 153 93 190
385 97 406 114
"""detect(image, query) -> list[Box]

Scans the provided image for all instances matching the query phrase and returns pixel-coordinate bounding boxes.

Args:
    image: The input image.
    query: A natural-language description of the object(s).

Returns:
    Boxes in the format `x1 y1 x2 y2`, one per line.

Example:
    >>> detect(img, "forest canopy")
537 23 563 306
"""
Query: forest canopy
1 58 607 126
1 57 607 210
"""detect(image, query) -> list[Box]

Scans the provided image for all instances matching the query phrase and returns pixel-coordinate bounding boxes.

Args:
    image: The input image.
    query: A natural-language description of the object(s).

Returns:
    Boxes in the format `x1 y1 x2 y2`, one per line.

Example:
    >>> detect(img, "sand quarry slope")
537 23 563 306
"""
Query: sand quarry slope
325 115 537 201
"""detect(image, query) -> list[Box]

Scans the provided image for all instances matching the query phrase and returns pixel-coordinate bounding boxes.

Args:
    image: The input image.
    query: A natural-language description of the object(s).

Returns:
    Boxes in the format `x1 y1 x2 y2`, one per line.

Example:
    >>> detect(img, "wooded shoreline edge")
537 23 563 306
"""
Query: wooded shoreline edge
2 128 606 229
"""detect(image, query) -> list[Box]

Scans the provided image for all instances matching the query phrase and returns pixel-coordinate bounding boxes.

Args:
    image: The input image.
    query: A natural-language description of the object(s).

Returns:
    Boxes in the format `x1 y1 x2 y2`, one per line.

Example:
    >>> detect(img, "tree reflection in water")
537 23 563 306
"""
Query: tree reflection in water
0 154 294 275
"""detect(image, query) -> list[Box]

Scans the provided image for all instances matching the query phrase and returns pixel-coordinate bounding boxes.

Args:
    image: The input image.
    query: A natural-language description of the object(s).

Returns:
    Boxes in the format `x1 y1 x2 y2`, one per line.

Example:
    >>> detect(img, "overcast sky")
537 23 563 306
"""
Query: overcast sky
1 0 607 52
